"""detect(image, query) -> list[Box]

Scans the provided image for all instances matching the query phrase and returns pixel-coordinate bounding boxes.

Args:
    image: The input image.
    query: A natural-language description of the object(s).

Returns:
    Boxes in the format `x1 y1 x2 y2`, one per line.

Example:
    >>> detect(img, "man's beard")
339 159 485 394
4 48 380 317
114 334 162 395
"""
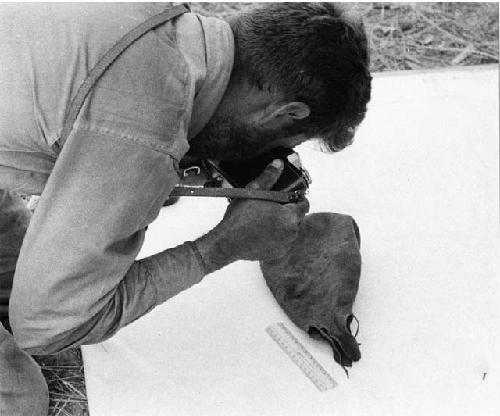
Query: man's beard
187 114 293 162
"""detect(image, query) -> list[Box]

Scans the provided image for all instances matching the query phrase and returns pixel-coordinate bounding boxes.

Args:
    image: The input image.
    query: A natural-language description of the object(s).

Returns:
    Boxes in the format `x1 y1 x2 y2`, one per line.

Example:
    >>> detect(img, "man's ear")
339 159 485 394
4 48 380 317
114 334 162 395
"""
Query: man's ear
277 102 311 120
260 102 310 128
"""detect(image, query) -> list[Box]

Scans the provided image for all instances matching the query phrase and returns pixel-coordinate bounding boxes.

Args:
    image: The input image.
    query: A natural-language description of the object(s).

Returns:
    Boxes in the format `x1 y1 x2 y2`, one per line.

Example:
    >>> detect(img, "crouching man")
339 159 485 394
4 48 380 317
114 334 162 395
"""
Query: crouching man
0 3 370 414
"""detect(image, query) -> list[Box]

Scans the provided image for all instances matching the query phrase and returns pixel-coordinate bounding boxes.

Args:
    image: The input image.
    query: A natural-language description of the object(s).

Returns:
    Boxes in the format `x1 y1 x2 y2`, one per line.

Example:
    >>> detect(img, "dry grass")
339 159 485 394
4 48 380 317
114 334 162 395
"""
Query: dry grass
355 2 499 71
34 350 88 416
30 3 497 416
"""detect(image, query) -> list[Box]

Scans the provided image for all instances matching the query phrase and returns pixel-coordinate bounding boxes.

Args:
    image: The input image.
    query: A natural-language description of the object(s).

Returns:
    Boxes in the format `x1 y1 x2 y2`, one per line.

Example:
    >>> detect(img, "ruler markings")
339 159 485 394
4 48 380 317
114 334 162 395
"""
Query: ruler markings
266 322 337 392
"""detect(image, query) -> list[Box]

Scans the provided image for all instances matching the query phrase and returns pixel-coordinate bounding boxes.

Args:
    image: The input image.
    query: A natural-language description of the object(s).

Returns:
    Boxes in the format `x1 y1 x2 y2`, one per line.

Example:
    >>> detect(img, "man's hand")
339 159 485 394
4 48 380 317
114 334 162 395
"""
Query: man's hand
194 160 310 274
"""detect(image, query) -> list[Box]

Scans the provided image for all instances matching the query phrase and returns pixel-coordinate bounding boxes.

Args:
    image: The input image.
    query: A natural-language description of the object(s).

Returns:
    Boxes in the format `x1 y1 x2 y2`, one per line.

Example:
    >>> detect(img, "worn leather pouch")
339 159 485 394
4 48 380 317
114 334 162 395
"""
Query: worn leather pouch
260 212 362 371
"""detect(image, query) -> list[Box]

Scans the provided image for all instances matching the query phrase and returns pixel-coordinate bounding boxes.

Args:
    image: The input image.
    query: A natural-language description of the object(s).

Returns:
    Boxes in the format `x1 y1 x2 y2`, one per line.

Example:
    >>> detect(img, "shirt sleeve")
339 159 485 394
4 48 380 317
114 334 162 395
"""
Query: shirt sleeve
9 124 205 355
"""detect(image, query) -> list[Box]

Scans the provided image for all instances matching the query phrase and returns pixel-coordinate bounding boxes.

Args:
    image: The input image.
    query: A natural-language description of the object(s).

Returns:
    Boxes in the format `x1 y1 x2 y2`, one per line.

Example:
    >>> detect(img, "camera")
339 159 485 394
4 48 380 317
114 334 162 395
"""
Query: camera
172 148 311 204
205 147 311 195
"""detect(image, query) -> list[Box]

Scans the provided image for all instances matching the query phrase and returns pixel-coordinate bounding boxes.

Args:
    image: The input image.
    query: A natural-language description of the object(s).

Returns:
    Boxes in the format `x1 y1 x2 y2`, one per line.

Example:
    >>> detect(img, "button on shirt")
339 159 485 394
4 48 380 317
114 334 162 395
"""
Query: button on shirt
0 3 234 354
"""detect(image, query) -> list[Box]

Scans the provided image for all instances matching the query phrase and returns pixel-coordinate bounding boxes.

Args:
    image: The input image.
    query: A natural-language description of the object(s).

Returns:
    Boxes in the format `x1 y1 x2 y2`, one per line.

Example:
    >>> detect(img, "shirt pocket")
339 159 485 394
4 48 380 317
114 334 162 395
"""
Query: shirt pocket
79 30 191 159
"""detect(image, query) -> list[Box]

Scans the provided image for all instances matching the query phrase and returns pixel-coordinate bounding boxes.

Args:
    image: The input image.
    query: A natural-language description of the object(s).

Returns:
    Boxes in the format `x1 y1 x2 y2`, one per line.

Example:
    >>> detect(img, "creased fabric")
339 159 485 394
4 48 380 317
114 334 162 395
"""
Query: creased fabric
260 212 362 370
0 3 234 195
0 3 234 354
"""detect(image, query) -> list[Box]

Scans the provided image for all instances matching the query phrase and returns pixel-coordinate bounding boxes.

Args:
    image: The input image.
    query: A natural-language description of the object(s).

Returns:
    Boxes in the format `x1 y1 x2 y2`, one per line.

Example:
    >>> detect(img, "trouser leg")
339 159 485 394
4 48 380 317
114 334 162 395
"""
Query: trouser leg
0 191 47 414
0 322 49 416
0 189 31 318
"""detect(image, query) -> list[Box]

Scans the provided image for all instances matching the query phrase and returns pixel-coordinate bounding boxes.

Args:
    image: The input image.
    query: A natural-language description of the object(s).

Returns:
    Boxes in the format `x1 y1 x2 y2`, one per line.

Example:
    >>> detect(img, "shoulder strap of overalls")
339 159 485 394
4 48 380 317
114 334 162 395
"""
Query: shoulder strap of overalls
60 3 190 144
60 3 302 205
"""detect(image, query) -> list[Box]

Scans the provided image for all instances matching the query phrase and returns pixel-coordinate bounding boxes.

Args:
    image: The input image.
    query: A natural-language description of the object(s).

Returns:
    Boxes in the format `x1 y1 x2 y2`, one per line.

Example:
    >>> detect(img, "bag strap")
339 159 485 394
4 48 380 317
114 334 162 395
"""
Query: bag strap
60 4 190 144
170 186 304 204
59 4 302 205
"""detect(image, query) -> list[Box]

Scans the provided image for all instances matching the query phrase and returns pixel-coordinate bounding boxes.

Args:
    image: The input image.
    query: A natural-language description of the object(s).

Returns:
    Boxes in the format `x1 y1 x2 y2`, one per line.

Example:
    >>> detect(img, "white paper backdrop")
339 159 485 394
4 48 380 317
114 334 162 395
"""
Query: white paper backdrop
83 65 499 416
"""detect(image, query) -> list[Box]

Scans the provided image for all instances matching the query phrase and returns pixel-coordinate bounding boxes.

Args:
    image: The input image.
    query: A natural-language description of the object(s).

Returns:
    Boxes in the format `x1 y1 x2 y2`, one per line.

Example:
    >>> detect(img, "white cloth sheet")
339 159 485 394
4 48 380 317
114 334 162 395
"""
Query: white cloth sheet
83 65 500 416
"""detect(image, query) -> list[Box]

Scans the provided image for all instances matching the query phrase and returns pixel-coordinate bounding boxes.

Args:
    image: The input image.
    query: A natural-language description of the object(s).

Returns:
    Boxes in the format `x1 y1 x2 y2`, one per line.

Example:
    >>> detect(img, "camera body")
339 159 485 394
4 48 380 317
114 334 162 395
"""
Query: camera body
205 147 311 195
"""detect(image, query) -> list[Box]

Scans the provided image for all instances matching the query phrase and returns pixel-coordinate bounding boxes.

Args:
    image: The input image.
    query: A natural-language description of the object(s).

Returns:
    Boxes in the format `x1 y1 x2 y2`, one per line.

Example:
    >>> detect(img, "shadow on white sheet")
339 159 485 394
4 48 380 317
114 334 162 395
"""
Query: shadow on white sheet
83 65 499 416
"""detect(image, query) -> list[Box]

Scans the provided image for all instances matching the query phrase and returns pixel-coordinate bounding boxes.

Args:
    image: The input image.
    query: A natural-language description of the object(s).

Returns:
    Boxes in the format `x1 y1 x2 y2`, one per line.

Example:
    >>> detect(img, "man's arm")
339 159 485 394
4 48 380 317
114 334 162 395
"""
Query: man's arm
9 125 205 354
9 121 310 355
10 128 308 355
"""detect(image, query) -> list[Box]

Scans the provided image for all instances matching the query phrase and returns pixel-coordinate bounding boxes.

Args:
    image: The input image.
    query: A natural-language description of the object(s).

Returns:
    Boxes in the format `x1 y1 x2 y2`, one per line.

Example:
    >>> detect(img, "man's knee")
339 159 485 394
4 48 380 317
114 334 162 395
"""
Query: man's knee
0 323 49 416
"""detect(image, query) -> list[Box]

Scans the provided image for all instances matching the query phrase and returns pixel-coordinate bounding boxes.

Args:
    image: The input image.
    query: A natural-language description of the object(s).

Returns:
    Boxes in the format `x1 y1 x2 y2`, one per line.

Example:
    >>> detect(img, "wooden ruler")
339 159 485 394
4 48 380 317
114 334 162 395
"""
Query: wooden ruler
266 322 338 392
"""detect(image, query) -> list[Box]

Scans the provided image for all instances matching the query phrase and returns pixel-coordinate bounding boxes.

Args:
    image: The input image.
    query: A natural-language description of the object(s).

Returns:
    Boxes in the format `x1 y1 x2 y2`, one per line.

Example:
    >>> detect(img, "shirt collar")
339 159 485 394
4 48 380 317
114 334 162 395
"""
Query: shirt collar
176 14 234 140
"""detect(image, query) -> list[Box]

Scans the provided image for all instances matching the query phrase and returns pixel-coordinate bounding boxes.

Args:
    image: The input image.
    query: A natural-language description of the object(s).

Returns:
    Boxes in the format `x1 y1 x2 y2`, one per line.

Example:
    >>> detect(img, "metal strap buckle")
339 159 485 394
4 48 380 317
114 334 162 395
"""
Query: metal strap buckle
183 166 202 177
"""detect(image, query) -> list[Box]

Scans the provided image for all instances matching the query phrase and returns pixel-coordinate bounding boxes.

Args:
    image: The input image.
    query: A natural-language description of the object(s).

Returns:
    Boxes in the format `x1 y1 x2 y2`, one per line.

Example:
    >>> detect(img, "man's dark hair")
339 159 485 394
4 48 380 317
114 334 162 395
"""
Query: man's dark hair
230 2 372 151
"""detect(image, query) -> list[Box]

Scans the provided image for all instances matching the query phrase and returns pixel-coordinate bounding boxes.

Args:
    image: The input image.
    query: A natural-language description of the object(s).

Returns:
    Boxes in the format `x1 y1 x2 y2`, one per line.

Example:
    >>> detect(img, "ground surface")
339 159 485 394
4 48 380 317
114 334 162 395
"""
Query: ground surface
28 3 498 416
